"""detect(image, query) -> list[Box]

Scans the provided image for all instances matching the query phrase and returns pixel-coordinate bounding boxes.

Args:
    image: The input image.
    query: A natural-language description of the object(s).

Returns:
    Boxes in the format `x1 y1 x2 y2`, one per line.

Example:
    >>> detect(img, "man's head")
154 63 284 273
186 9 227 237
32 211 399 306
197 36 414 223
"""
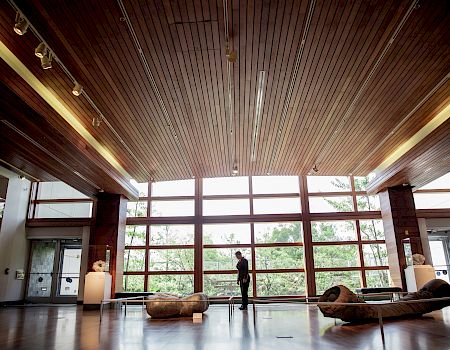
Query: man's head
235 251 242 260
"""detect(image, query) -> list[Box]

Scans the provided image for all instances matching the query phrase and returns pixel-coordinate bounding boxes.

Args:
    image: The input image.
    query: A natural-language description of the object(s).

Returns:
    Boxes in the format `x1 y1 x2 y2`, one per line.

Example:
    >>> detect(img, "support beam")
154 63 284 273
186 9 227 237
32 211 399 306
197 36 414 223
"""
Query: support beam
379 185 423 289
89 193 127 296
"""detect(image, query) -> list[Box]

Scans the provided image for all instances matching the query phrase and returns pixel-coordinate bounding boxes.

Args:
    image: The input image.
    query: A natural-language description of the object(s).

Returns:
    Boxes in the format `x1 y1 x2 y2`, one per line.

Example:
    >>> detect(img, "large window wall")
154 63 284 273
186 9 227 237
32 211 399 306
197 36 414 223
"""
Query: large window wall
124 175 388 297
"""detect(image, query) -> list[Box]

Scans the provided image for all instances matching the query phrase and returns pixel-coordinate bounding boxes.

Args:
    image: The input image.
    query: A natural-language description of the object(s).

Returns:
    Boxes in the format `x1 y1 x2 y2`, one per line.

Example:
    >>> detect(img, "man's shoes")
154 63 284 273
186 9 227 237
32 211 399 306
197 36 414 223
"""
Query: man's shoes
239 306 247 310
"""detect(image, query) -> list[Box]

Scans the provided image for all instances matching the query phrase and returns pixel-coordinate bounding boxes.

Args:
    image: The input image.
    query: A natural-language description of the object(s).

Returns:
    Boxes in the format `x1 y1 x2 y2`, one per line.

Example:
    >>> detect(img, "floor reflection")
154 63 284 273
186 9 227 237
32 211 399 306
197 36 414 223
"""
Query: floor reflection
0 304 449 350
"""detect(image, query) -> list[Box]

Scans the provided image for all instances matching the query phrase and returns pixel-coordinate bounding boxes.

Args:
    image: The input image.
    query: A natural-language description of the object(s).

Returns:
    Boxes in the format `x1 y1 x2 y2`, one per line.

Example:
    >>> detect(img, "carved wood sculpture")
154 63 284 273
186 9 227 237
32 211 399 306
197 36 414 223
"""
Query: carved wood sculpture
145 293 210 318
318 279 450 322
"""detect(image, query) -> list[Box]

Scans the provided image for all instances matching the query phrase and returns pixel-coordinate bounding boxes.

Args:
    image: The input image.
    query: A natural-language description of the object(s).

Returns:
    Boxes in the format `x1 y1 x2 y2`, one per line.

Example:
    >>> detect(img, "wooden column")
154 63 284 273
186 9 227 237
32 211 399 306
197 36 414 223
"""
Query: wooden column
194 178 203 292
300 176 316 296
90 193 127 297
379 185 423 289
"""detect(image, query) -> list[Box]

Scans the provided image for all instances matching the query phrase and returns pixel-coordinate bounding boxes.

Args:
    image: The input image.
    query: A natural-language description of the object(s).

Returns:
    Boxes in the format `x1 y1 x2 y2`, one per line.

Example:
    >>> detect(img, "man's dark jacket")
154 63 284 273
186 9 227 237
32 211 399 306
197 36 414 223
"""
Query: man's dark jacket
236 257 250 282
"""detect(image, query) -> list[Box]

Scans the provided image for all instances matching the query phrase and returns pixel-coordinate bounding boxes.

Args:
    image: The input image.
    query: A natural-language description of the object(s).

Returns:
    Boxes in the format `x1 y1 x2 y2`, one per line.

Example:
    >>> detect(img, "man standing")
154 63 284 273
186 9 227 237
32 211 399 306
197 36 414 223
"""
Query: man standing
235 251 250 310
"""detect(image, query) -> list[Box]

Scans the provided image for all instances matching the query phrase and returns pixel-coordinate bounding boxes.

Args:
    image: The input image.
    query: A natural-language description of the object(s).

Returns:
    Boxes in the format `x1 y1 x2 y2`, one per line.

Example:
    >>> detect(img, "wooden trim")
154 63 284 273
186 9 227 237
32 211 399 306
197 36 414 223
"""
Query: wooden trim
311 241 359 246
314 267 362 272
416 209 450 218
32 198 94 204
125 245 195 250
194 178 203 292
300 176 315 296
26 218 93 227
249 177 257 297
414 189 450 193
150 196 195 201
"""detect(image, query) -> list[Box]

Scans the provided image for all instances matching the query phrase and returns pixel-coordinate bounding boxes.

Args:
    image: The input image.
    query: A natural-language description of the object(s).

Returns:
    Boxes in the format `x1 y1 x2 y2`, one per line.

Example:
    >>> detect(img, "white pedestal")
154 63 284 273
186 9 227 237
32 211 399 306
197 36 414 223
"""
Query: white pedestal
83 272 112 308
405 265 436 292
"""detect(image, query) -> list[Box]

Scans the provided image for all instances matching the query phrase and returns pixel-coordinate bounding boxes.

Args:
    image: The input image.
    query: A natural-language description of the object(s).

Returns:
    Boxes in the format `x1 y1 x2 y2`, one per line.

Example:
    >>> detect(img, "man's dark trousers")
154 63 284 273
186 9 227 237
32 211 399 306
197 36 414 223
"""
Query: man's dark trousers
240 279 250 307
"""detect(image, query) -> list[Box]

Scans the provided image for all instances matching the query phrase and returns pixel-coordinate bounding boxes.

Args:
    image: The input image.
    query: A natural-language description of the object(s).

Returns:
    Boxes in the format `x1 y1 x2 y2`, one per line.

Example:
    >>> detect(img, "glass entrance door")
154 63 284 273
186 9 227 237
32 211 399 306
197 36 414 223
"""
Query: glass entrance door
27 241 56 302
430 237 450 283
57 245 82 300
26 239 82 303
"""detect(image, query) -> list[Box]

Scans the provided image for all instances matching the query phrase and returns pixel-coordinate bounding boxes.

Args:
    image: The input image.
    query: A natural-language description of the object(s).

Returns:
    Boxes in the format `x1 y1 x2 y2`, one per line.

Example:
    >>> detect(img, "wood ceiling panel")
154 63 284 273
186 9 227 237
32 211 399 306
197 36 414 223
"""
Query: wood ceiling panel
0 71 139 199
0 0 448 185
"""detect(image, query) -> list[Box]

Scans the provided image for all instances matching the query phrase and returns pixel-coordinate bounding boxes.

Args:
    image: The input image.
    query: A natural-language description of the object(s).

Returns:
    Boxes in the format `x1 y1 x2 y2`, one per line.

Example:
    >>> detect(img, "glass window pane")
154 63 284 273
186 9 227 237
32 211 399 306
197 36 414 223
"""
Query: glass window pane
34 202 92 218
309 196 354 213
418 172 450 190
365 270 391 288
203 176 249 195
256 273 306 296
148 249 194 271
130 182 148 197
252 176 299 194
123 275 145 292
203 199 250 216
148 274 194 295
124 249 146 272
353 176 375 191
150 225 194 245
315 271 361 294
127 201 147 217
413 193 450 209
253 198 301 214
125 225 146 246
37 181 88 199
203 224 251 245
360 219 385 240
254 222 303 243
203 274 253 297
363 244 388 266
203 248 252 271
255 247 304 269
357 195 380 211
313 245 360 268
307 176 351 193
311 221 357 242
151 179 195 197
151 200 194 217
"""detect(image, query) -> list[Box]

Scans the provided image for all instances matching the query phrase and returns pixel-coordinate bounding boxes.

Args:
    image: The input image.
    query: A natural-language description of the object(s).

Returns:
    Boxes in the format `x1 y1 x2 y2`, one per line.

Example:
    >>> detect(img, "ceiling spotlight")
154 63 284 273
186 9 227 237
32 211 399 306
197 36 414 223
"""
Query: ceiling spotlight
232 164 238 176
34 42 47 58
72 82 83 96
92 117 102 127
14 13 28 35
40 51 52 69
312 165 319 173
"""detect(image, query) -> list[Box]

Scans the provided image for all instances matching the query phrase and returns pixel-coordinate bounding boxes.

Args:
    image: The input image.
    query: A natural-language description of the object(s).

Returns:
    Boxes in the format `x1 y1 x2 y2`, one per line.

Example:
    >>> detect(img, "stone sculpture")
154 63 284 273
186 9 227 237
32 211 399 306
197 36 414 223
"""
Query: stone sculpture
318 279 450 322
145 292 210 318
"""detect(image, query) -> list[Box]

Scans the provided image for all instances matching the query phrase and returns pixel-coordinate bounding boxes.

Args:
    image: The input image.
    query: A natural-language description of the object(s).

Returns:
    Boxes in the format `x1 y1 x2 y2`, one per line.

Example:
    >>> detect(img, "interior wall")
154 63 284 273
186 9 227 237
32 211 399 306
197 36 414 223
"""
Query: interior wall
0 167 31 302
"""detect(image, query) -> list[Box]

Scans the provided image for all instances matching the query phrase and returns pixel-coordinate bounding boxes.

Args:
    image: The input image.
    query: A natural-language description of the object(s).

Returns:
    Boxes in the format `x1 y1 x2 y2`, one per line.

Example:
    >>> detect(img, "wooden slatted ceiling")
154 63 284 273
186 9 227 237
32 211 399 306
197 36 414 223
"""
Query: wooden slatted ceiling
0 69 139 199
0 0 448 184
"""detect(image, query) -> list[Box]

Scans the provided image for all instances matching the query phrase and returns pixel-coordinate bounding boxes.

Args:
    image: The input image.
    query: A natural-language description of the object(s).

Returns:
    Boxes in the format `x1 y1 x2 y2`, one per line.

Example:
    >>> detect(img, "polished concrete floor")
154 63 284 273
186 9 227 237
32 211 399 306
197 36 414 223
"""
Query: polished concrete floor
1 304 450 350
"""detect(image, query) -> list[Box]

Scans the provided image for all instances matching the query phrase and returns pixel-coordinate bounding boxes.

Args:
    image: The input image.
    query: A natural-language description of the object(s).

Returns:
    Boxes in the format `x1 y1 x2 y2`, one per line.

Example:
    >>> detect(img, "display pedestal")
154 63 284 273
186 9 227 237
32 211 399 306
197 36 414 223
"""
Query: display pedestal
83 272 112 310
404 265 436 292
